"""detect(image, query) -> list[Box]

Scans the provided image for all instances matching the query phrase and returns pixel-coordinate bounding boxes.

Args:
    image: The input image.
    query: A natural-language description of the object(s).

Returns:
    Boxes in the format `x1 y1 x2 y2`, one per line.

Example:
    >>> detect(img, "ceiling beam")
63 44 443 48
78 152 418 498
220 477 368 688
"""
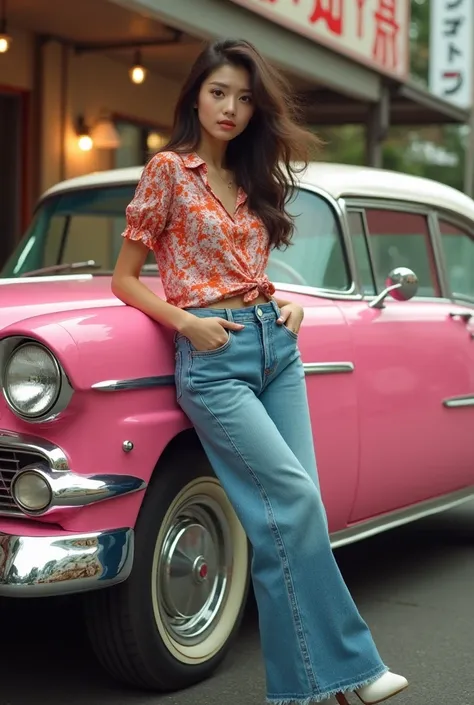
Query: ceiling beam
73 29 183 54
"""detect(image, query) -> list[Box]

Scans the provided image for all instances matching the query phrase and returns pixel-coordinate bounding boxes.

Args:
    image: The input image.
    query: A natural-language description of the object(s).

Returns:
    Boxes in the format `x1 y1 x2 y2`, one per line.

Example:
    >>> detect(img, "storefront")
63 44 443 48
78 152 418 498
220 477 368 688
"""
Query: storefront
0 0 469 265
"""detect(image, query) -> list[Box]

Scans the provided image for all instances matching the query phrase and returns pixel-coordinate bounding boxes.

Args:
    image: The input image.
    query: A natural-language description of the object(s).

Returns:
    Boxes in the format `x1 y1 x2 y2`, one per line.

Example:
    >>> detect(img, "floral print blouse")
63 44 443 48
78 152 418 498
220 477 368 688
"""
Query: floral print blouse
122 151 275 308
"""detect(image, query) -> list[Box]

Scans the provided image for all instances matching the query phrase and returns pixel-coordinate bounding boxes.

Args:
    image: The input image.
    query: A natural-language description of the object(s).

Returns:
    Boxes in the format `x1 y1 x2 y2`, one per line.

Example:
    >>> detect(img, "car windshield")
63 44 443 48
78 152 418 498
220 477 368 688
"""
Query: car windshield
1 183 350 292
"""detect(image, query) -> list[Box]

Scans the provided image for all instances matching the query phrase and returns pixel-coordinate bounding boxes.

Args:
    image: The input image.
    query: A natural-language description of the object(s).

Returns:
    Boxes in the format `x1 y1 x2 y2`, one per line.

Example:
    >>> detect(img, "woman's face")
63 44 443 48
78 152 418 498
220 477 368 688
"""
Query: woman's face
197 63 255 143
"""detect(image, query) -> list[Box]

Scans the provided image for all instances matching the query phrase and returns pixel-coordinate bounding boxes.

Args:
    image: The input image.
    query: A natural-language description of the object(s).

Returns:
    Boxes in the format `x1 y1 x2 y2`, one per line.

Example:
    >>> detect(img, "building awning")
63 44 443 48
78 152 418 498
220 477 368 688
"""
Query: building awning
113 0 382 102
302 80 469 126
11 0 467 128
115 0 469 127
391 82 469 125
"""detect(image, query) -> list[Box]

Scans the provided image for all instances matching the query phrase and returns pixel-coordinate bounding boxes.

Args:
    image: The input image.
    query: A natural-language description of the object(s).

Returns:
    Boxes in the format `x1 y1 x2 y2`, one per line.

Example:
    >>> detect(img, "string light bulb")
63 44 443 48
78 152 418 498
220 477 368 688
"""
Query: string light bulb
129 50 147 84
76 116 93 152
0 33 11 53
0 0 11 53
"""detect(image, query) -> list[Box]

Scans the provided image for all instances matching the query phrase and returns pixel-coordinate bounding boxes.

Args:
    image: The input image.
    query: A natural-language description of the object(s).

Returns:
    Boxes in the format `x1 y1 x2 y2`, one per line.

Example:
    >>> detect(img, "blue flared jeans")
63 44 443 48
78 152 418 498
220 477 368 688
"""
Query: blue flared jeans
174 301 387 703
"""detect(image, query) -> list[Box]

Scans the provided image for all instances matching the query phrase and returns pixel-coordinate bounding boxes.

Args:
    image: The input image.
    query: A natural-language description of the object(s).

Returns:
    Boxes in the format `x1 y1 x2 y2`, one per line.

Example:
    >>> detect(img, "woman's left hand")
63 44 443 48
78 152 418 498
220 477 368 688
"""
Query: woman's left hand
276 302 304 336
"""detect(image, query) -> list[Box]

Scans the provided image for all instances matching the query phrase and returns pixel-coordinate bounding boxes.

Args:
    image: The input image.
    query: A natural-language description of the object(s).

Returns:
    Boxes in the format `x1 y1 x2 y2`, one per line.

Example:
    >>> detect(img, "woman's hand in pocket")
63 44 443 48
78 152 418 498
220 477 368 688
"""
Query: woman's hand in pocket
277 303 304 336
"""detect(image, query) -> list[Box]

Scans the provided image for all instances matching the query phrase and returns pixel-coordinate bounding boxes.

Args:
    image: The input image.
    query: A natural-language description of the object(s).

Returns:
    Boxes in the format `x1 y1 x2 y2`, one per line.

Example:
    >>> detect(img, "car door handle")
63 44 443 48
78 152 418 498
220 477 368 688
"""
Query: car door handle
449 311 473 322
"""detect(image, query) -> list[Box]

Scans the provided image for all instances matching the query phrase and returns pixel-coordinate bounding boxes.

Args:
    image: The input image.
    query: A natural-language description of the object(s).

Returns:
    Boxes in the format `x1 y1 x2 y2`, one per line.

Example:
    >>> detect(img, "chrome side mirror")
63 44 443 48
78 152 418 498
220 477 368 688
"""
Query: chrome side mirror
369 267 419 309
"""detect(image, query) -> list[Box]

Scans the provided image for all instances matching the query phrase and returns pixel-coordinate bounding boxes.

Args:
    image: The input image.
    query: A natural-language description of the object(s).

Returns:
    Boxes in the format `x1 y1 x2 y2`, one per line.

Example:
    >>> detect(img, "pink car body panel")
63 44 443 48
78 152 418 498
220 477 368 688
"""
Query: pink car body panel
0 279 358 535
338 298 474 523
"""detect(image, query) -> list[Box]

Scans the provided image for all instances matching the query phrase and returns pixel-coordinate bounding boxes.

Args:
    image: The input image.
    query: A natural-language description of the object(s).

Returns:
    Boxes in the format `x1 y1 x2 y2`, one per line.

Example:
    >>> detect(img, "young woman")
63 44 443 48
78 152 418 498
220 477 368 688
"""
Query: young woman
112 38 409 705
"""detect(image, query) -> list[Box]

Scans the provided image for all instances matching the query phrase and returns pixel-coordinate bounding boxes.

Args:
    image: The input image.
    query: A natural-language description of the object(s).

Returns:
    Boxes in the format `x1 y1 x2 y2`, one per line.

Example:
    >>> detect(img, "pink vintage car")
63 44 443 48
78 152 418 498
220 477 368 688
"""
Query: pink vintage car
0 163 473 690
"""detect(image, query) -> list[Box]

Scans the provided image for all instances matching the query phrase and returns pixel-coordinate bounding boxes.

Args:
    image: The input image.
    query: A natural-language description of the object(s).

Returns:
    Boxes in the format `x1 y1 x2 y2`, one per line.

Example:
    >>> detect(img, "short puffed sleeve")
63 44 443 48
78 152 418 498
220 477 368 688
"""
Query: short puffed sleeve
122 152 175 249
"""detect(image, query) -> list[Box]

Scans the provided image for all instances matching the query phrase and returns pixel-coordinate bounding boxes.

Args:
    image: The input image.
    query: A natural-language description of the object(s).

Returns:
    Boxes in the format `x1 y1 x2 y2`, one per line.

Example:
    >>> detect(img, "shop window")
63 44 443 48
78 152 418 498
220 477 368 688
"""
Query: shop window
115 120 170 167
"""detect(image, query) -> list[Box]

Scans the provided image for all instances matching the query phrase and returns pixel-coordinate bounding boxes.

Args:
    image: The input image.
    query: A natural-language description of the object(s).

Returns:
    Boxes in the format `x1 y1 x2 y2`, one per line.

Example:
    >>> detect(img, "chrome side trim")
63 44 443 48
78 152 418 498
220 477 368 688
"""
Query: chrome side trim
330 487 474 549
91 364 354 392
443 395 474 408
304 362 354 375
0 527 134 596
272 282 363 301
0 430 69 471
91 375 175 391
0 430 147 518
0 274 93 285
11 462 147 516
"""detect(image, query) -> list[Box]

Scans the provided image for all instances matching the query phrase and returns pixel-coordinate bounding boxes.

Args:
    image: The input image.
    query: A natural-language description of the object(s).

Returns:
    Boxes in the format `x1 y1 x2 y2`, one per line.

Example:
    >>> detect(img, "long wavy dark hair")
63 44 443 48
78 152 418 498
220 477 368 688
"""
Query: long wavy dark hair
161 38 321 249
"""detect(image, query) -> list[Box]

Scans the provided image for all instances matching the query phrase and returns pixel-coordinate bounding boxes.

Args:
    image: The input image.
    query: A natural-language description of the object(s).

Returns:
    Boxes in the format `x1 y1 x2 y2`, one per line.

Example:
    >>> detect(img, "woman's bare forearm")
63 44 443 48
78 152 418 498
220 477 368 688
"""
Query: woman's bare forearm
112 276 194 333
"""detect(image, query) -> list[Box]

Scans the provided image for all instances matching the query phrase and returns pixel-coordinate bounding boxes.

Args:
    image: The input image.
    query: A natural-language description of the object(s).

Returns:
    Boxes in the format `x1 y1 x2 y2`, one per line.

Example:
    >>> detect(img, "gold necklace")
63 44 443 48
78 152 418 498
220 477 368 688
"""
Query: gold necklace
216 167 234 190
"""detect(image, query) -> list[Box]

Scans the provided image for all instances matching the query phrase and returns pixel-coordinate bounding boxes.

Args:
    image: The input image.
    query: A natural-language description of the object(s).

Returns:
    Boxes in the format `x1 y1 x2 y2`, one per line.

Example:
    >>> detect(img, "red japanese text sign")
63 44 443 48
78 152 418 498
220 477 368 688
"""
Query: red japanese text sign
230 0 410 80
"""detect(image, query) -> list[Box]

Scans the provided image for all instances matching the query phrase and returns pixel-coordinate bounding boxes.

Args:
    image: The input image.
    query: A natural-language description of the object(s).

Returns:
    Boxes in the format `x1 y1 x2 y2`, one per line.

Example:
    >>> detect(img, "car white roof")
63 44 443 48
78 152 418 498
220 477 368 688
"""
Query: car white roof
41 161 474 222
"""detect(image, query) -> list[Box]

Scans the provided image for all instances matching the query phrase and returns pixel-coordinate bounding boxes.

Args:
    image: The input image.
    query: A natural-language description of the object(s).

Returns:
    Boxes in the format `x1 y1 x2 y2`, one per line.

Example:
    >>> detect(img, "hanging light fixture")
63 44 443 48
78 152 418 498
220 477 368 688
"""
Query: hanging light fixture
0 0 12 54
76 115 93 152
129 50 147 84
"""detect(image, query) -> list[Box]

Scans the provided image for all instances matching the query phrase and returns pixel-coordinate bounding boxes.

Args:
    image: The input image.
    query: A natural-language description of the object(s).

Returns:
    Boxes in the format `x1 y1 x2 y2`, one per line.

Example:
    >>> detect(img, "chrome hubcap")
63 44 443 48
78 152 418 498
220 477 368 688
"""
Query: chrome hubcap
158 496 231 645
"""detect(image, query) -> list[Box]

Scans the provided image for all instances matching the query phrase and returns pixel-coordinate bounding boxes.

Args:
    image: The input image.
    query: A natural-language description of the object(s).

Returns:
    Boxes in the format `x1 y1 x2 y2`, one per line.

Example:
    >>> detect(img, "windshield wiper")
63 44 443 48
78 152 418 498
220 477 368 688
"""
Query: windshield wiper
19 260 102 278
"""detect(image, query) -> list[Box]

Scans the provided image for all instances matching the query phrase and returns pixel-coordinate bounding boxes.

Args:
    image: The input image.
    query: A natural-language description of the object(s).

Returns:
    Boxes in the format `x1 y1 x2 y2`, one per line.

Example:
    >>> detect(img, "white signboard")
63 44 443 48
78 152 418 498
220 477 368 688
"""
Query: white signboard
429 0 473 109
229 0 410 79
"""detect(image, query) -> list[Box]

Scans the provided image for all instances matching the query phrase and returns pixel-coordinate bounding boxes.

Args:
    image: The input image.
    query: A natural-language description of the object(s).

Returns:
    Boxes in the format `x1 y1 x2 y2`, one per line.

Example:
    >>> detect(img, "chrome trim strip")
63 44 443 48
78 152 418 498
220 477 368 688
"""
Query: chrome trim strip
0 430 69 471
344 197 433 216
272 282 362 300
0 527 134 596
304 362 354 375
91 375 175 391
91 363 355 392
443 395 474 408
427 210 450 300
330 487 474 549
0 274 93 285
0 430 147 518
11 462 147 516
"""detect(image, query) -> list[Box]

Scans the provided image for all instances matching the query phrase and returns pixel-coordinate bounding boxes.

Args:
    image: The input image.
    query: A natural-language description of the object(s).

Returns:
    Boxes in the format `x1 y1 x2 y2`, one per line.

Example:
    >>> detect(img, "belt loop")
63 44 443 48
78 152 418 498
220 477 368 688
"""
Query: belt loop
270 299 280 317
225 308 234 322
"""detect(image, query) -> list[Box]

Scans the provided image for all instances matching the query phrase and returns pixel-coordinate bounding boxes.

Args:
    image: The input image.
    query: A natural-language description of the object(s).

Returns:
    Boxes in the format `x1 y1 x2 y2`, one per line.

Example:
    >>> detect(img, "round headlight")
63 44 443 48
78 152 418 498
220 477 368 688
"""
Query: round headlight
12 471 52 512
3 343 61 418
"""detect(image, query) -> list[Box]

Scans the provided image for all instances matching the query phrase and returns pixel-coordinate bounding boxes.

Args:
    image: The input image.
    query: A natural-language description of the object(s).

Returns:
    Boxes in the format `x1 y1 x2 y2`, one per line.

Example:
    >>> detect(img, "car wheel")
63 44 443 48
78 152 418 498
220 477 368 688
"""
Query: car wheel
85 445 250 691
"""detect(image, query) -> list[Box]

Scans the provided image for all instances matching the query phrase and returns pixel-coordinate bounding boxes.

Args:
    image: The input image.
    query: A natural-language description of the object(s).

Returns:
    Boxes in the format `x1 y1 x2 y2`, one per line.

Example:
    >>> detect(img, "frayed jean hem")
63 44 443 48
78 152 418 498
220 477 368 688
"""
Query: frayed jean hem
266 664 389 703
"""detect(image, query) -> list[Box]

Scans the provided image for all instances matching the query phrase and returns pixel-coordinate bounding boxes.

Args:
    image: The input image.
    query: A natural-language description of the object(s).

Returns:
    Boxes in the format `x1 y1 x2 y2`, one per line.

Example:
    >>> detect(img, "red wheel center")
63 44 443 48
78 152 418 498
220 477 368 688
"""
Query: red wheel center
199 562 208 579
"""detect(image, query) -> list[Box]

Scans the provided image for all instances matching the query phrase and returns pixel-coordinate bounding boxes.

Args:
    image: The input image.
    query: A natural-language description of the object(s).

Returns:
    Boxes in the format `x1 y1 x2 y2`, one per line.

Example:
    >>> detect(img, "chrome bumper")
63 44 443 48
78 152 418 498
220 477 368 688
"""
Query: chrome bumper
0 527 134 597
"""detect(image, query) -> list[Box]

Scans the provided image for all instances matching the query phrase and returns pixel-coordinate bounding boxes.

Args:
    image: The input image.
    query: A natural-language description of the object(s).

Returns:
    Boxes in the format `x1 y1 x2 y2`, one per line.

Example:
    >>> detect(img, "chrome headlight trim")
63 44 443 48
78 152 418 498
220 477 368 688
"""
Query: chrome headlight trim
4 342 61 418
10 461 146 517
0 337 74 423
11 467 54 513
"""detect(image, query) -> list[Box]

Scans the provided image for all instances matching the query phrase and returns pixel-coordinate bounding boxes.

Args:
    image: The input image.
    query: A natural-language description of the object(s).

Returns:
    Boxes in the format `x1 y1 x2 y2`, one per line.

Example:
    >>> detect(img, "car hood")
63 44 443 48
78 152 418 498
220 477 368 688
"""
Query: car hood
0 275 165 329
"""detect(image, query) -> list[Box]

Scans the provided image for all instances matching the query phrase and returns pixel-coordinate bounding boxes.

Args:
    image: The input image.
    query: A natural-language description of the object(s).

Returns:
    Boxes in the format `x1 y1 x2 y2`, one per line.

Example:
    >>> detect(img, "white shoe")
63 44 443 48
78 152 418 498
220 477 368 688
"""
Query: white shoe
335 672 409 705
355 672 409 704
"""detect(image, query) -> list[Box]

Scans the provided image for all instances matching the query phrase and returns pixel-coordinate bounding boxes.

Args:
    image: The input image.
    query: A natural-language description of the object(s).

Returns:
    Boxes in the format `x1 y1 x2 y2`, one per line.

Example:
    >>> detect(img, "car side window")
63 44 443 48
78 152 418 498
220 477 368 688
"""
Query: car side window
266 188 350 291
438 219 474 301
363 208 440 297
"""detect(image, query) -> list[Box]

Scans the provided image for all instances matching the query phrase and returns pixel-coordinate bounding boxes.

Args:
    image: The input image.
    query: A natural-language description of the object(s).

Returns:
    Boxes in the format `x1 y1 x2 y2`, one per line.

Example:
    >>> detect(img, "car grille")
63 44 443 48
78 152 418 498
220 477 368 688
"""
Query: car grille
0 447 46 516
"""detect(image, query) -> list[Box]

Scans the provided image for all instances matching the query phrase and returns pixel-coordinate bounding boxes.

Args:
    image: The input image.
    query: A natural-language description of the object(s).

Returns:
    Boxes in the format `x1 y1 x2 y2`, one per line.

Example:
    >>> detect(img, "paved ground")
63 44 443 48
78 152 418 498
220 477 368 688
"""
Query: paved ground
1 502 473 705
